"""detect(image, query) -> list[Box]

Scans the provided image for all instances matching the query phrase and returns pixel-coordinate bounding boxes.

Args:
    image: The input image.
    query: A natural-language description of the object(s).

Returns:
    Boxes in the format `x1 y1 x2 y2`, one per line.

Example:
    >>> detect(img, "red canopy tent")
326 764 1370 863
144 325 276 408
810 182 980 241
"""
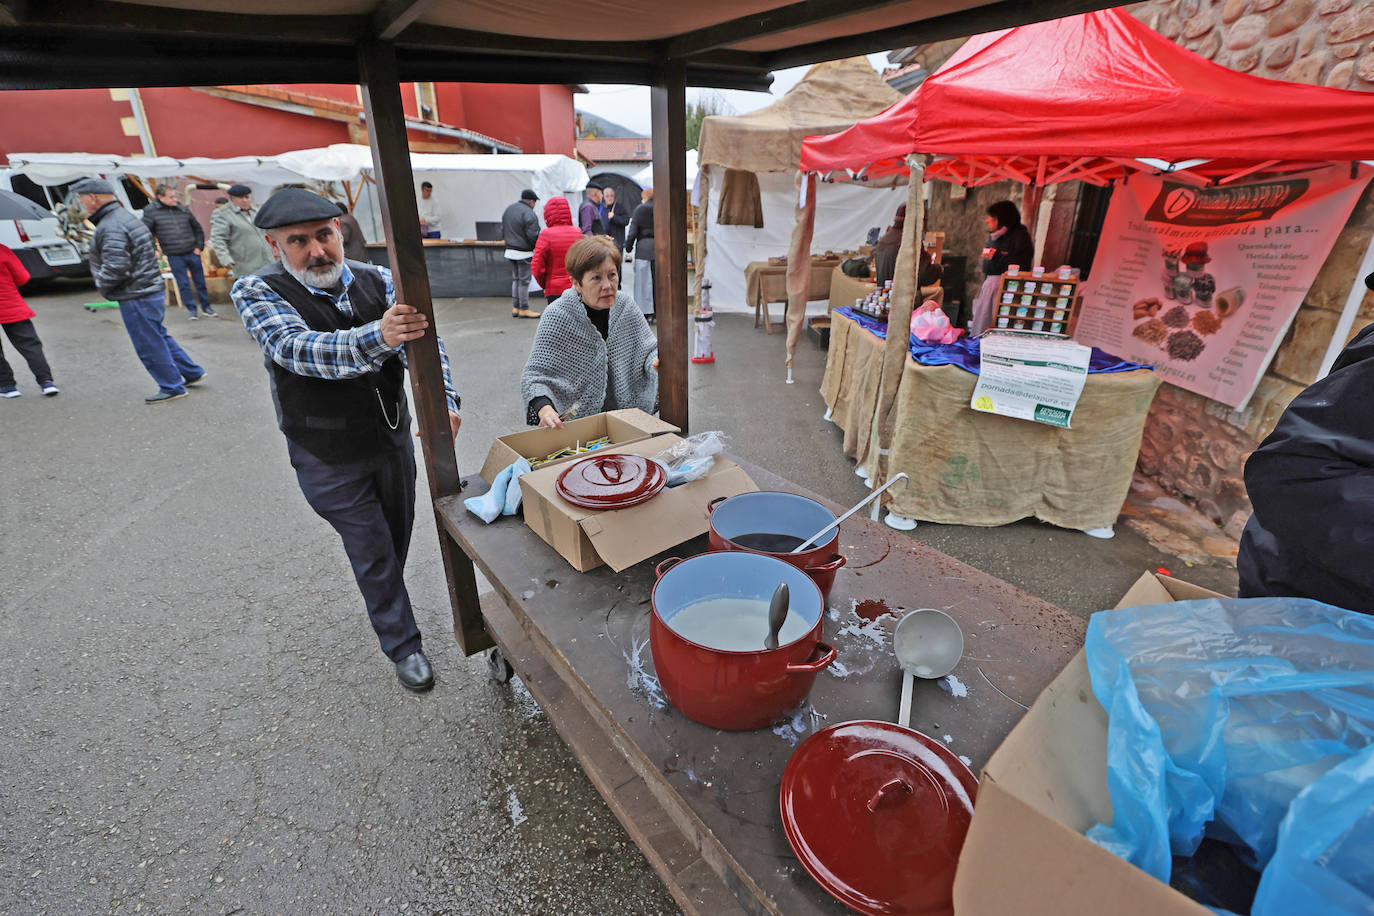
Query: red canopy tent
793 6 1374 510
800 6 1374 187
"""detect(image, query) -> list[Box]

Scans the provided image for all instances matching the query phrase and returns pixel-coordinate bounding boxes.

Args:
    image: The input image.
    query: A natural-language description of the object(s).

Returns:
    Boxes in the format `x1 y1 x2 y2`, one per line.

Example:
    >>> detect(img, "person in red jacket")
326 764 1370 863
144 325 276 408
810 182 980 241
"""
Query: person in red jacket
0 243 58 398
531 196 583 304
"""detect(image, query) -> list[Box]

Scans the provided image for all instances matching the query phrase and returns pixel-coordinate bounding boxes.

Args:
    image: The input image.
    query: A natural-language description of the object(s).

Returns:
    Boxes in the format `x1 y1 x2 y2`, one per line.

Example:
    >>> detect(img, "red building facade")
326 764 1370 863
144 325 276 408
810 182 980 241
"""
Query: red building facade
0 82 577 160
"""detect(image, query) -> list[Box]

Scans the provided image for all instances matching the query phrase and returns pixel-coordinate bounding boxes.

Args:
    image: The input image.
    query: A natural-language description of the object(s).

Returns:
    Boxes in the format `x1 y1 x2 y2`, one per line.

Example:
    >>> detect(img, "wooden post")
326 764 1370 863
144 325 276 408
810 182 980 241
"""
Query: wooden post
358 39 492 656
651 58 689 433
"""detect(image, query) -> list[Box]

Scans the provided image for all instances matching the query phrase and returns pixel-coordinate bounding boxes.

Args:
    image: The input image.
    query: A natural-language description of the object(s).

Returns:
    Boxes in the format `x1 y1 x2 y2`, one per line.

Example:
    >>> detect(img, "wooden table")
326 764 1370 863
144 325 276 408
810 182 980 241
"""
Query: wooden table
820 310 1160 531
437 459 1085 915
743 257 841 333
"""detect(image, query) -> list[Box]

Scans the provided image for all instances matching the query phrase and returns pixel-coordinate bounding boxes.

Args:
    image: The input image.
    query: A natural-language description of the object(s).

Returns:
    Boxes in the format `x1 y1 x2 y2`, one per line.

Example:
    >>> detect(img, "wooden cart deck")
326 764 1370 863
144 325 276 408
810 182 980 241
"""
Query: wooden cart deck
436 460 1086 915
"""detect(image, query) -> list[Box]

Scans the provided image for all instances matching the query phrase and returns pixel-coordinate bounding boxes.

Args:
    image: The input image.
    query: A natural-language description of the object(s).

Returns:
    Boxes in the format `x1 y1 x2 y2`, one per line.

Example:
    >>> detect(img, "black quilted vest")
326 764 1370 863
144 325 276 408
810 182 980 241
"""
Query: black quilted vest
256 259 410 462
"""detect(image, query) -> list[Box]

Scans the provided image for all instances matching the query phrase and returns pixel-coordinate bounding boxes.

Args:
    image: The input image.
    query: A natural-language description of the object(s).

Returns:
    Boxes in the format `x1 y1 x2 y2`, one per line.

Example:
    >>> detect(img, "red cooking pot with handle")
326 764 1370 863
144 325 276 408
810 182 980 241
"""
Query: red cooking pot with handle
707 491 847 602
650 552 835 731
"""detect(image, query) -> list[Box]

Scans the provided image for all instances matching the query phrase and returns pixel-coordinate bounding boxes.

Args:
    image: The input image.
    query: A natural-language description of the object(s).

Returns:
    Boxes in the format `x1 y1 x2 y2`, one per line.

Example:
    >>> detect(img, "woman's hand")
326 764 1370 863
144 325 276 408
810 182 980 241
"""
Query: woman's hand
538 404 565 429
652 357 660 371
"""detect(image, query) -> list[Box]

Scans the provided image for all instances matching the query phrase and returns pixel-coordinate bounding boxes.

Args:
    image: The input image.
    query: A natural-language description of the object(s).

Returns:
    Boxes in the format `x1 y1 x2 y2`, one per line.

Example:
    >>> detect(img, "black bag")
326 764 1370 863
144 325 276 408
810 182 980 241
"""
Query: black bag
841 257 870 278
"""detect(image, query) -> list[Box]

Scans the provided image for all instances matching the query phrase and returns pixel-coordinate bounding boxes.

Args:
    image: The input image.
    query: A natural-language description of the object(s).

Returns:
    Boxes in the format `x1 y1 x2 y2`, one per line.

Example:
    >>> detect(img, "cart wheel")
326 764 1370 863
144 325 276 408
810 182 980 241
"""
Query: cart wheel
487 648 514 684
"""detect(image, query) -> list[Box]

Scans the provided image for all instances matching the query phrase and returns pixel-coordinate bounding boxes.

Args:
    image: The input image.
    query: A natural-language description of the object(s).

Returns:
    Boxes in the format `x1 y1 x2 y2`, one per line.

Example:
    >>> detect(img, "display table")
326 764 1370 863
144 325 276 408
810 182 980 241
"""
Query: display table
821 310 1159 531
743 256 841 333
436 457 1084 915
365 239 510 298
827 264 874 311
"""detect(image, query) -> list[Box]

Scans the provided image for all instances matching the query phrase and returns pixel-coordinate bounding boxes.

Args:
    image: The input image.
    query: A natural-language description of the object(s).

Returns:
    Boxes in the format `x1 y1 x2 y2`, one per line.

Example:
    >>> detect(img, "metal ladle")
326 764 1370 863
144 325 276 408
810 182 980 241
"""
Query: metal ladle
892 608 964 729
764 582 789 650
789 472 911 554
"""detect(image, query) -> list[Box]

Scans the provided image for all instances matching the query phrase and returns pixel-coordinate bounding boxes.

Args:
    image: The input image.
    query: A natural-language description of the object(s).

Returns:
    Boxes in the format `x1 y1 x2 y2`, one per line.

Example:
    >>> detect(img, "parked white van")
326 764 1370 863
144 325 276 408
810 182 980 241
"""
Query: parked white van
0 169 106 281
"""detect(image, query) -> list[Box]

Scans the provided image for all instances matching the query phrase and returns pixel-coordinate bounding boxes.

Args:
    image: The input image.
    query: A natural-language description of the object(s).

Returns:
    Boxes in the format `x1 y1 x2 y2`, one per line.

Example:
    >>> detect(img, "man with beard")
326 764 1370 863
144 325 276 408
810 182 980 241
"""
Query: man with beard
230 188 462 692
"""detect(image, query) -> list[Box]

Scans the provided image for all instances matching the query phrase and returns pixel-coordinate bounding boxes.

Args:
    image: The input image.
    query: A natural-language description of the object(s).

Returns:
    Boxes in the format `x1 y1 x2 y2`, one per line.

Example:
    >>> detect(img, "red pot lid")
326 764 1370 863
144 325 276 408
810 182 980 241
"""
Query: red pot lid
779 721 978 916
555 453 666 510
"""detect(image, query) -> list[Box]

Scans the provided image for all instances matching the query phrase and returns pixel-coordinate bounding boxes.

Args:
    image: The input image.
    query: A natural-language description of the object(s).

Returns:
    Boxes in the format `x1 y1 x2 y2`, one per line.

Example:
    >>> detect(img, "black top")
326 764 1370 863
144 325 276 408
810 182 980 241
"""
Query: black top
981 224 1035 277
528 302 611 422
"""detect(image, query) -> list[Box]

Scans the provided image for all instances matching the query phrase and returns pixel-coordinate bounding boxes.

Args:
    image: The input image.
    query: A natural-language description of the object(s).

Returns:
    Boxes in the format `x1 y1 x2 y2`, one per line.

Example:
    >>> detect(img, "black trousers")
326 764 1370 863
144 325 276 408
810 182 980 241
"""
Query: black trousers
0 318 53 387
288 437 422 662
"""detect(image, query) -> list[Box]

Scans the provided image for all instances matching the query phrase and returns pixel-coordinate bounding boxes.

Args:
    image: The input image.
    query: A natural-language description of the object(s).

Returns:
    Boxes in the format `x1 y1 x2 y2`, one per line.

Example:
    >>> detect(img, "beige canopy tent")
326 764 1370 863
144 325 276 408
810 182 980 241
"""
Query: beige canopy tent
694 58 902 332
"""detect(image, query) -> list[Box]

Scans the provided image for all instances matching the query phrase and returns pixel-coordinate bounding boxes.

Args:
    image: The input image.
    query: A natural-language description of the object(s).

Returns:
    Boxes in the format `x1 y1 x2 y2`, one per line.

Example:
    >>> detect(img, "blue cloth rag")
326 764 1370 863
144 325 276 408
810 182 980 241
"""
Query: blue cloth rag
464 458 531 523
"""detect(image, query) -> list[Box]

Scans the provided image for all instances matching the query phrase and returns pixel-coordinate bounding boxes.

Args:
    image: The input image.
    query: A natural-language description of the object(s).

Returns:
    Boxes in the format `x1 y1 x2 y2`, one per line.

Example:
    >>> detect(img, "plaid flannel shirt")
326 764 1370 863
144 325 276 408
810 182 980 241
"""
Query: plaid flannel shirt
231 262 460 415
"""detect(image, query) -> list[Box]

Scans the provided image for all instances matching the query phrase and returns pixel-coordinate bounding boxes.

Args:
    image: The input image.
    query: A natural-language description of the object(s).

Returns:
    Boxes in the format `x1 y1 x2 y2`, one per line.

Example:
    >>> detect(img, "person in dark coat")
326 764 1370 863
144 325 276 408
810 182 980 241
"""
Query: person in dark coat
144 184 215 319
969 199 1035 335
75 178 205 405
501 189 542 318
336 205 368 262
625 187 655 318
601 186 630 289
1238 277 1374 613
873 204 905 288
578 181 605 236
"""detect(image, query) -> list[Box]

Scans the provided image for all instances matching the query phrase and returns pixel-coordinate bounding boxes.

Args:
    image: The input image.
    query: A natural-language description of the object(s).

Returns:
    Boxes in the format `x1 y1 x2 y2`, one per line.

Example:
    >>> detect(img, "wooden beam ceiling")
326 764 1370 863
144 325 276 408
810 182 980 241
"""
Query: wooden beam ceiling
371 0 438 41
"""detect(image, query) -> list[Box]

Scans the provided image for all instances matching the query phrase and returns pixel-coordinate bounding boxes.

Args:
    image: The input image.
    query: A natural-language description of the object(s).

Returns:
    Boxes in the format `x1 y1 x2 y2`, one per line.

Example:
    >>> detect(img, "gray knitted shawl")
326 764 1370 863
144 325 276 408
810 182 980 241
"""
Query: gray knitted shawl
521 289 658 425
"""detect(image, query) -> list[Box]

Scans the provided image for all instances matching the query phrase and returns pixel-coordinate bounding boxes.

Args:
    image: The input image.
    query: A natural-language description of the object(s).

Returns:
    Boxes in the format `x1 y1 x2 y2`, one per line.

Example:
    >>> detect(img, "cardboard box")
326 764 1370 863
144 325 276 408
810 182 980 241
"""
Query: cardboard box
953 572 1225 916
519 434 758 572
479 409 678 484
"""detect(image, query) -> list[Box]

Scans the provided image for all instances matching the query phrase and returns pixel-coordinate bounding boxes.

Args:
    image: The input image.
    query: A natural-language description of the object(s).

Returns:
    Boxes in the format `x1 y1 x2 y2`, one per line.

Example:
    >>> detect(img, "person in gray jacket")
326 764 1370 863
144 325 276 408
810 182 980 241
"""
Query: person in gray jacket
144 184 216 319
73 178 205 404
501 189 542 319
210 184 273 278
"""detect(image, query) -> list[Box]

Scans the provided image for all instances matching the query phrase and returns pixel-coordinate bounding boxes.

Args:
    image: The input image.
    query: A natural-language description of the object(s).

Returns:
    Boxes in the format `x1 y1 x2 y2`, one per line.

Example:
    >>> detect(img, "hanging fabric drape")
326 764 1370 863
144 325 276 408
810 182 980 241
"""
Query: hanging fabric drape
784 170 817 371
863 157 927 490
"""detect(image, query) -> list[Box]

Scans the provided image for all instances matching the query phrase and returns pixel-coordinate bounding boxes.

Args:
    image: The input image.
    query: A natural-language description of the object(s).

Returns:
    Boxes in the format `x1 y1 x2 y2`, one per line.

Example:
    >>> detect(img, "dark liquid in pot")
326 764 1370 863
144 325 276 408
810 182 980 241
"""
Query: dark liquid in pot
732 532 809 553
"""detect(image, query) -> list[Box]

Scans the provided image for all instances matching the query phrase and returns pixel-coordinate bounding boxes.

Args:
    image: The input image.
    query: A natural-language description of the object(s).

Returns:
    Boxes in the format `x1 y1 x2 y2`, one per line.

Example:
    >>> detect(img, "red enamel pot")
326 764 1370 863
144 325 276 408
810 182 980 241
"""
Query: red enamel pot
706 491 847 602
650 552 835 731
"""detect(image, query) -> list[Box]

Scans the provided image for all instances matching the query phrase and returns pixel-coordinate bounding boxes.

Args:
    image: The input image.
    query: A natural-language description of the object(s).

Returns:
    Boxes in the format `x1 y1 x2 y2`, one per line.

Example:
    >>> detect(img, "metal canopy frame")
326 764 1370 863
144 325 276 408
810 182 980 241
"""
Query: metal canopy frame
0 0 1116 654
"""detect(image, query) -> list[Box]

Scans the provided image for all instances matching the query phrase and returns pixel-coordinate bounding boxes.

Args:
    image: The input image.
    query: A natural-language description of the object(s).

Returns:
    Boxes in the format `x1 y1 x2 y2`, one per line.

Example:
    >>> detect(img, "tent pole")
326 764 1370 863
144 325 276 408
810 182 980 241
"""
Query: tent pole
358 38 492 657
651 57 690 433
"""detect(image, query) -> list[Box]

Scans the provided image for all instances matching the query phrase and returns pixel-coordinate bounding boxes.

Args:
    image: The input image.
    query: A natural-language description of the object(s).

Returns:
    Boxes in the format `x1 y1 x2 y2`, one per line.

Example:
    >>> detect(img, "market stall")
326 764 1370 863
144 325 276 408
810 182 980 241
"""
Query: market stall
695 58 904 316
743 254 842 332
797 7 1374 531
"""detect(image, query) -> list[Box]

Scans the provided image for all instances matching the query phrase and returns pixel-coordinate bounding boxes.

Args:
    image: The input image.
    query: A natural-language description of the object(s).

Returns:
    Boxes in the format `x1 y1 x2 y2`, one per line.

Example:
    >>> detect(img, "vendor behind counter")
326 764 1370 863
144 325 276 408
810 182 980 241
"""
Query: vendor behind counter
969 200 1034 336
872 203 943 291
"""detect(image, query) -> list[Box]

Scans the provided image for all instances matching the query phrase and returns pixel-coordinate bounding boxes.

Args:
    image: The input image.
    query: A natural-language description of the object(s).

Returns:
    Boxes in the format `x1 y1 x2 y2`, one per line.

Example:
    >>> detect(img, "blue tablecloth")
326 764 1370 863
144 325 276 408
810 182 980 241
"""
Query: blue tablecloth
832 307 1150 375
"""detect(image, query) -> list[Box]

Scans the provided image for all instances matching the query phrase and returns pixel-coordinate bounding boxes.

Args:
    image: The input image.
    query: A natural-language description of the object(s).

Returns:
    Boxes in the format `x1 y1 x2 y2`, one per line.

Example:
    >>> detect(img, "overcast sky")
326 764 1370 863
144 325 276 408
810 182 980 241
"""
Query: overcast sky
575 52 891 137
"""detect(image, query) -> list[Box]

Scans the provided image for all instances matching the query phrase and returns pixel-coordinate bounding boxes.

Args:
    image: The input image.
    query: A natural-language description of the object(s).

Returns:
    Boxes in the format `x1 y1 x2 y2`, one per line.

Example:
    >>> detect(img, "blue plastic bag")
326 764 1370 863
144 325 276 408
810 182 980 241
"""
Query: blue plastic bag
1083 596 1374 913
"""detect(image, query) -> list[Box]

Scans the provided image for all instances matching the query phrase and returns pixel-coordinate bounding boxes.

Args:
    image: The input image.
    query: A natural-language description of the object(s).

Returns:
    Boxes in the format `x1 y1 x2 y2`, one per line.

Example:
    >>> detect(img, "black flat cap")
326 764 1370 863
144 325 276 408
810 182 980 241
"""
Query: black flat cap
227 183 252 197
254 188 343 229
521 188 539 201
71 177 115 195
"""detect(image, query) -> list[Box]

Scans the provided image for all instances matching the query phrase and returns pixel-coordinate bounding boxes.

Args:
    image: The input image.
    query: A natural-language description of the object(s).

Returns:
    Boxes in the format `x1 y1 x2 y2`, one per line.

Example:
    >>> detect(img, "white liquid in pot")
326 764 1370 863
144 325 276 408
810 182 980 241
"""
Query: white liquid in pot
666 598 813 651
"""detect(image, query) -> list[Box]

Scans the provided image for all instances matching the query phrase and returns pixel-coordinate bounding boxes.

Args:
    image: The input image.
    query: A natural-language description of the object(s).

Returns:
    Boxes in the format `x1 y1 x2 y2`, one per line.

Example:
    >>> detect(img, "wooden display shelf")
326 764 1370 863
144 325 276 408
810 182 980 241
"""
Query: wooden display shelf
995 271 1083 336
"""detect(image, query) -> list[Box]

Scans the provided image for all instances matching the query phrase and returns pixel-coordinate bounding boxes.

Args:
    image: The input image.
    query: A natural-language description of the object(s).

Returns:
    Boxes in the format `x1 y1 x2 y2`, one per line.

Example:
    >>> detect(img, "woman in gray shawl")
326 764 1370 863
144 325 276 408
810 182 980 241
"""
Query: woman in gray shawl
522 236 659 427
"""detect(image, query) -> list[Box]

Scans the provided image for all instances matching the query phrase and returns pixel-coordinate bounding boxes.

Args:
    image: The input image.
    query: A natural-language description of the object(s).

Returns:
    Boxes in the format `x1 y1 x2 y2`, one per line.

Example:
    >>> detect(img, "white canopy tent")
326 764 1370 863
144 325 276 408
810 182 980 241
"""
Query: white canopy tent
6 144 589 242
631 150 699 191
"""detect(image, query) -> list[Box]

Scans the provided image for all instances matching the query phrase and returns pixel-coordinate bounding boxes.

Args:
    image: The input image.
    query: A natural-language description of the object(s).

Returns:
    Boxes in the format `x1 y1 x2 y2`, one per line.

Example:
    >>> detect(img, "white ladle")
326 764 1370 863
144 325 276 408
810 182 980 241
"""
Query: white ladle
789 472 911 554
892 608 964 729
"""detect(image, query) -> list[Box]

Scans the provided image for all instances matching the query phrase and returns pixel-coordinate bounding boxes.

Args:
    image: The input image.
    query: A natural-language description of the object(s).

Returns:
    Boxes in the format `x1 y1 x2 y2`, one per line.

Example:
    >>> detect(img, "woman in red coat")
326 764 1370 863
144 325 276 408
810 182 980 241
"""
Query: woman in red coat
0 243 58 397
531 196 583 303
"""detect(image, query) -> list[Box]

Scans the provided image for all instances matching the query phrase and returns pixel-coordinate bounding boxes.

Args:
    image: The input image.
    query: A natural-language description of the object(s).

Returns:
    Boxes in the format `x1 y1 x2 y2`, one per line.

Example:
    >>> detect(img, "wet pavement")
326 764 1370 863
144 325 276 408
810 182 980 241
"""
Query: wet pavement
1 280 1236 915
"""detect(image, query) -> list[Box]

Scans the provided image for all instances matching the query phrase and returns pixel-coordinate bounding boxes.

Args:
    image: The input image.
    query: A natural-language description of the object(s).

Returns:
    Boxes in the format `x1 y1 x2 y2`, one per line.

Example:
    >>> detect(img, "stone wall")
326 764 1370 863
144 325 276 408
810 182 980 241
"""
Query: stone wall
1121 0 1374 528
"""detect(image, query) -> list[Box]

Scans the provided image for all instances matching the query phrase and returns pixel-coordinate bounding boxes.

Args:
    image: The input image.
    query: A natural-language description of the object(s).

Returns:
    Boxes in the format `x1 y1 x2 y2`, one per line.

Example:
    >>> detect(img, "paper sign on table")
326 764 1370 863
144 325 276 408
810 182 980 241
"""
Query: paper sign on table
971 331 1091 428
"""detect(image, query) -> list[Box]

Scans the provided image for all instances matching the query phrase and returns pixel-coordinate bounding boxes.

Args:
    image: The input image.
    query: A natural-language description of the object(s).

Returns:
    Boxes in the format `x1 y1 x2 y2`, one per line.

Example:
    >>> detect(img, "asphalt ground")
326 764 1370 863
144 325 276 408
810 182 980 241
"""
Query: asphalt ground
1 276 1236 915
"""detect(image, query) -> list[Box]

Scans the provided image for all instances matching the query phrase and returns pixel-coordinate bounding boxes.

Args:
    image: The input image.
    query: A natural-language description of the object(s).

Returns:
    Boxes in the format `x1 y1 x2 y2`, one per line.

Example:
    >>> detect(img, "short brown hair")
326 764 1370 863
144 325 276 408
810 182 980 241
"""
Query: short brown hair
155 184 176 197
565 236 622 283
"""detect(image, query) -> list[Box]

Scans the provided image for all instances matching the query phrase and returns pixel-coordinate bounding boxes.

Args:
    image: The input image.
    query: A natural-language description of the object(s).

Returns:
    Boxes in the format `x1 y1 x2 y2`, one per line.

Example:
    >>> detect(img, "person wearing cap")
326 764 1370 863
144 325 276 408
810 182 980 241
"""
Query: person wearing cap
501 189 542 319
72 177 206 404
578 181 605 237
230 187 462 693
417 181 443 239
210 184 273 279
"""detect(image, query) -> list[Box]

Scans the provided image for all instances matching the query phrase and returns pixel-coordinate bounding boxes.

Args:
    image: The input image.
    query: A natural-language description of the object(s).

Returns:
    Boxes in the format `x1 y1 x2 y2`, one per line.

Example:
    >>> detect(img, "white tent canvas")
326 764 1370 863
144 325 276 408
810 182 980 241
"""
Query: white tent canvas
701 168 904 314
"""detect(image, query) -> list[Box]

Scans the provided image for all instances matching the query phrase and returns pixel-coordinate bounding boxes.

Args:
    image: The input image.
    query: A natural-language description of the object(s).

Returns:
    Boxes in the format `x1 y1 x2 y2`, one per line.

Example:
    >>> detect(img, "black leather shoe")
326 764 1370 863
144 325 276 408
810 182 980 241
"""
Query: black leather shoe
395 651 435 692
